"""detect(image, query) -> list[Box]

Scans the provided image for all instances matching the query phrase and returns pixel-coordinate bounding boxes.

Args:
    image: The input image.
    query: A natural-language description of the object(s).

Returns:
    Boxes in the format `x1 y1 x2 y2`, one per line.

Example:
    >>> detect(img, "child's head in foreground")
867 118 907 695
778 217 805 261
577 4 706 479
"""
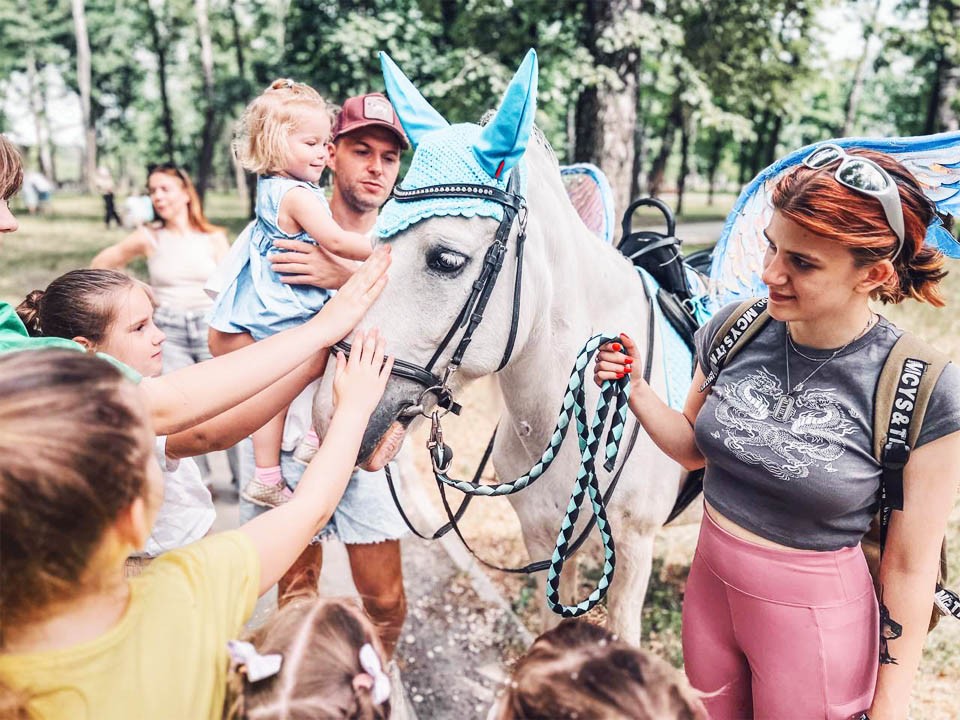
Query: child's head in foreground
492 619 706 720
224 597 391 720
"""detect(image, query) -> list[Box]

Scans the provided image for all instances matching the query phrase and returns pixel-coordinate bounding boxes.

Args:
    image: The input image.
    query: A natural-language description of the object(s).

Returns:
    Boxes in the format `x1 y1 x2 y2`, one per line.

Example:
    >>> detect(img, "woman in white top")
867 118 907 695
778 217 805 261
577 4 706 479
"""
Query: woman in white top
92 164 237 480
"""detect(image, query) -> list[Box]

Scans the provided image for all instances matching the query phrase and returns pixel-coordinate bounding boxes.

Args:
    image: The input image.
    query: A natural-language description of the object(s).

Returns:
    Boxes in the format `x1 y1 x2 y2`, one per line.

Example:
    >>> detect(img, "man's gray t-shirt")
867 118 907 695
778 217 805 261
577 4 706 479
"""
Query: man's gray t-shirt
693 301 960 551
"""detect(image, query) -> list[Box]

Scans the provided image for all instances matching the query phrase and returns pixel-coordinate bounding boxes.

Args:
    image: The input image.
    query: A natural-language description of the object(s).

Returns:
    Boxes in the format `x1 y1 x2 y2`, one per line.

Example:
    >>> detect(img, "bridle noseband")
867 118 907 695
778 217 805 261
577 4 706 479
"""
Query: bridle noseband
333 171 527 418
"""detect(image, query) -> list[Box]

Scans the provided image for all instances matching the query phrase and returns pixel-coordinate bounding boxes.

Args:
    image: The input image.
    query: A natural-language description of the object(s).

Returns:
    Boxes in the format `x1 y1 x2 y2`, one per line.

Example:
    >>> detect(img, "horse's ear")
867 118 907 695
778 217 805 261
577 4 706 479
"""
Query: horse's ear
379 51 448 149
474 49 538 179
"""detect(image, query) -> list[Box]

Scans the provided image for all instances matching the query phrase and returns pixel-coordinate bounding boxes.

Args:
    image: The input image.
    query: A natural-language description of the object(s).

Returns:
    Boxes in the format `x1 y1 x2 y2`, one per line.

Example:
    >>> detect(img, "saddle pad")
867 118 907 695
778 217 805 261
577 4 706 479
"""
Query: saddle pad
636 268 698 412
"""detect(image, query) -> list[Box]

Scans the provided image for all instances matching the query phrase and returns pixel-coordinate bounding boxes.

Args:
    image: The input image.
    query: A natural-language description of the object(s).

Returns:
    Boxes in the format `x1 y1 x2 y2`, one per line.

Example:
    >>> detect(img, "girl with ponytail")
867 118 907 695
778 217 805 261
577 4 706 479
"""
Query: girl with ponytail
595 147 960 719
223 598 391 720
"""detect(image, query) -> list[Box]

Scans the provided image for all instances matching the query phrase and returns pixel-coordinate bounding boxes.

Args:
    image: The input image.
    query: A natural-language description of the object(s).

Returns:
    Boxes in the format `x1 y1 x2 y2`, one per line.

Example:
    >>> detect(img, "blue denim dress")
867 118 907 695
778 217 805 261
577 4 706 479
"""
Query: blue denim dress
208 176 334 340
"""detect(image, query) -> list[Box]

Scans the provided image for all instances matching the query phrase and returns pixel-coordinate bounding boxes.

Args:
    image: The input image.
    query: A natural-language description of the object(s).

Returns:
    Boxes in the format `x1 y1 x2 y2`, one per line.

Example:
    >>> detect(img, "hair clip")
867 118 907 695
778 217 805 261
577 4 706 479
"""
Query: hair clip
227 640 283 682
354 643 391 705
272 78 295 90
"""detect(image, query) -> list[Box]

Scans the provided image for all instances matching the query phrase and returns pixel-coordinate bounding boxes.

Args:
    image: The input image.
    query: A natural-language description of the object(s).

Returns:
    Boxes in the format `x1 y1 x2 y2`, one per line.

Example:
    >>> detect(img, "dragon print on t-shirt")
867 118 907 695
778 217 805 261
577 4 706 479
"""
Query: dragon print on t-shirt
711 366 858 482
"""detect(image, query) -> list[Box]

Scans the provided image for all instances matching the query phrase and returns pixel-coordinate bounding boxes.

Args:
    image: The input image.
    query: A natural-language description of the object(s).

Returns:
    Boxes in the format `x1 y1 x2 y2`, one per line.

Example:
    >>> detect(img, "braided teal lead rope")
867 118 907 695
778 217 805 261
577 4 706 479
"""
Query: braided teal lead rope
433 334 631 616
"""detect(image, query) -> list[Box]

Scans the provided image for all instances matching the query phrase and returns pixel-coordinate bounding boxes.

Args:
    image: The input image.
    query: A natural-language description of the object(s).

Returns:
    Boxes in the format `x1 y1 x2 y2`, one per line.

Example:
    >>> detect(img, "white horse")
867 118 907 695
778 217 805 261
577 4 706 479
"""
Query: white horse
313 51 683 644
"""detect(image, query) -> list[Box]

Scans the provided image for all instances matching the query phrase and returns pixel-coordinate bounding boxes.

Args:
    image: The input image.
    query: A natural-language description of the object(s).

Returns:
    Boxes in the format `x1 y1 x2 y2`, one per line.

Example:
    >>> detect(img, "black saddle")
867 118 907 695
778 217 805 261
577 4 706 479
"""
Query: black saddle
617 197 702 352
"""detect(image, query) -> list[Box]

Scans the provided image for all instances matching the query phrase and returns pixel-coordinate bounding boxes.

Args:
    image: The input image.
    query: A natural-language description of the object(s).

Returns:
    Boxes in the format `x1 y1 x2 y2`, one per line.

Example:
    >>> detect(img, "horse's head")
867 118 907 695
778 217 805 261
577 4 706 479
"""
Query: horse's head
313 50 550 470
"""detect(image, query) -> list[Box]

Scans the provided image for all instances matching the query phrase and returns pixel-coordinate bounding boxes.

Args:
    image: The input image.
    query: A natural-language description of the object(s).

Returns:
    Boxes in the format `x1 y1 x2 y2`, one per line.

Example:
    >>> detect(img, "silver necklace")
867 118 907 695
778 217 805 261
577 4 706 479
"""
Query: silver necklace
772 314 876 422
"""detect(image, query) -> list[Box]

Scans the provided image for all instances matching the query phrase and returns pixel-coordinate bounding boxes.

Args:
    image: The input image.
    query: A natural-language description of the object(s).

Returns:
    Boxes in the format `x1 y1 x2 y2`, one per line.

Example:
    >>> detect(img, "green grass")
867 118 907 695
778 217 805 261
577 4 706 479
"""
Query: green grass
1 192 249 304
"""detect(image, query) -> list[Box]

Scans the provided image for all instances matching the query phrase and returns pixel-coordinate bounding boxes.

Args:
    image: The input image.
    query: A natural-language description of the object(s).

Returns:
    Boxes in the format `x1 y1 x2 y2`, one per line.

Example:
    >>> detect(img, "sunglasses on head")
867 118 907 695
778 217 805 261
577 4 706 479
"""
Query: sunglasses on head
802 143 905 258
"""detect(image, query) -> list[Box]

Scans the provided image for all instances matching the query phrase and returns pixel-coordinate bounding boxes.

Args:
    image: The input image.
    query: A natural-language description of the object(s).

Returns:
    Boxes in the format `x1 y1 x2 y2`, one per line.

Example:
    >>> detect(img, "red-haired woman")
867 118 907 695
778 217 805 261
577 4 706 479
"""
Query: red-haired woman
92 165 235 478
595 148 960 719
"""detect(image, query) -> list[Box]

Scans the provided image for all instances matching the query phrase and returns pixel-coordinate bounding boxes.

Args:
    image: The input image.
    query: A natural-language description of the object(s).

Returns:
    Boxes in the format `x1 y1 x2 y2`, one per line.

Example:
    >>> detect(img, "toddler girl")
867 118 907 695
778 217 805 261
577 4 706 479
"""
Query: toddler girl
224 597 391 719
210 79 373 508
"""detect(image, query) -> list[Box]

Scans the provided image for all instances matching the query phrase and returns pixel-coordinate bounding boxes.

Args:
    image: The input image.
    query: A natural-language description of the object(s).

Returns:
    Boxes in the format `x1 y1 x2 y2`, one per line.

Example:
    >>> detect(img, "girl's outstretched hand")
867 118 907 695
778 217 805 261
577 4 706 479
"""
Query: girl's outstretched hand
593 333 638 387
314 245 391 342
332 329 394 416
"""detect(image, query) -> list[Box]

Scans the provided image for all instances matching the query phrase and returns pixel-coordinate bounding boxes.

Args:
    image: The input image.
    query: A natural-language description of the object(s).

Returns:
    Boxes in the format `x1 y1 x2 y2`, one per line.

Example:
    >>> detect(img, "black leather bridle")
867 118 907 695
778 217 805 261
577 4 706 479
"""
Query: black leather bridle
333 171 527 417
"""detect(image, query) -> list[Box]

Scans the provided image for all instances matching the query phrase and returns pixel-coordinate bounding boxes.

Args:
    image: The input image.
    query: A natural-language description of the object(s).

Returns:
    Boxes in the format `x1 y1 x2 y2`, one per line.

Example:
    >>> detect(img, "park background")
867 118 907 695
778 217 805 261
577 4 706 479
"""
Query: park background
1 1 959 717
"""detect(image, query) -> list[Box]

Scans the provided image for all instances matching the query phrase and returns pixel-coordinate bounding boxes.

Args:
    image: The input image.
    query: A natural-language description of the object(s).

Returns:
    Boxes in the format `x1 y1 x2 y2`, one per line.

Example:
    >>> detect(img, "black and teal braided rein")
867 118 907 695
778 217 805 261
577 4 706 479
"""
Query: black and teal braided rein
429 333 631 617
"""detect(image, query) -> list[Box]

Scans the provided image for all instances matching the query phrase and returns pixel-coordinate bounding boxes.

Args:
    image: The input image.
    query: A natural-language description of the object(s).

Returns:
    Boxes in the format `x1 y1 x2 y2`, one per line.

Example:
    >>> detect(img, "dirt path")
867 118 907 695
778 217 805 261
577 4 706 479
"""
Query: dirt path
210 448 533 720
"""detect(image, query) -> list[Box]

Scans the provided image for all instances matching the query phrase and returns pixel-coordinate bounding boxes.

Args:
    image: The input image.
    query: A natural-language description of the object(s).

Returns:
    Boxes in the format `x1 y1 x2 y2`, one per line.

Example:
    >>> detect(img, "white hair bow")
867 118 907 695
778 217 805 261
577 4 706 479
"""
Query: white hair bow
357 643 391 705
227 640 283 682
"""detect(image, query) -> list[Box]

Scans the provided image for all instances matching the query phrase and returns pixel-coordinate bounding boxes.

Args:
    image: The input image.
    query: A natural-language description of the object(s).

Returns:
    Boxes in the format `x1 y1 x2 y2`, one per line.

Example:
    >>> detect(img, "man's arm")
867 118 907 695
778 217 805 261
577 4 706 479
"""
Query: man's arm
269 238 358 288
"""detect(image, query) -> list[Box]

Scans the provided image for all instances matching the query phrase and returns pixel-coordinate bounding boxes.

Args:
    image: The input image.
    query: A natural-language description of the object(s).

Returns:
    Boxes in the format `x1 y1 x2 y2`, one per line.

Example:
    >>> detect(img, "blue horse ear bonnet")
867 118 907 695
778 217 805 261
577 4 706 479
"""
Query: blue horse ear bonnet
376 50 538 239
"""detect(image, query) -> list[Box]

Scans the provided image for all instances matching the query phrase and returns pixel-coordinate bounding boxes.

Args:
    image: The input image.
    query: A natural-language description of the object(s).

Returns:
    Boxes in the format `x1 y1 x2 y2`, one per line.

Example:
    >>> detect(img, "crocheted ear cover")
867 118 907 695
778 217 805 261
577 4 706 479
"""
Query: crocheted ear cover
376 49 537 239
376 123 527 238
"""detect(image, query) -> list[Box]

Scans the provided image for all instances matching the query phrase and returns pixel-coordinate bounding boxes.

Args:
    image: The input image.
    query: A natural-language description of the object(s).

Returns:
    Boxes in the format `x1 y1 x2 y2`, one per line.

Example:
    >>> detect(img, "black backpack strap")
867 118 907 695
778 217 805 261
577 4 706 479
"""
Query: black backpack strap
698 297 770 392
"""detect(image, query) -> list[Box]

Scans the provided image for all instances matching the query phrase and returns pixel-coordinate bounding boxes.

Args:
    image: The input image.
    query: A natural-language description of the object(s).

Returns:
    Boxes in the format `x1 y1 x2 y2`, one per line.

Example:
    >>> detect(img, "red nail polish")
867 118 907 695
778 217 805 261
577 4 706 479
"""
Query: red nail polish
625 365 632 373
616 372 625 378
624 356 633 364
611 343 622 352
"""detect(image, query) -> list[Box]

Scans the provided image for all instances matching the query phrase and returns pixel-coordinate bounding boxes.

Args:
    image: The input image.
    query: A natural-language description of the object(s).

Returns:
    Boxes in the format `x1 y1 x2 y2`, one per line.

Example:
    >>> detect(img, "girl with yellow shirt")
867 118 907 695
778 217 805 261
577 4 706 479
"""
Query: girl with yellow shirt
0 329 393 719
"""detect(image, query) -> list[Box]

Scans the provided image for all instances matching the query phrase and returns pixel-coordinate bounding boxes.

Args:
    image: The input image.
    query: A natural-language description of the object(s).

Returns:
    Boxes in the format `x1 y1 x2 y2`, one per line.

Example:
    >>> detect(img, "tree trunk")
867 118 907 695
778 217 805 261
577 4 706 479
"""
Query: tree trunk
71 0 95 190
573 0 642 216
228 0 245 78
631 119 644 201
227 0 257 216
675 109 691 217
146 0 176 162
841 0 882 135
25 51 55 182
737 139 750 185
646 90 682 197
195 0 217 202
748 108 771 178
763 113 783 168
935 1 960 132
705 130 725 206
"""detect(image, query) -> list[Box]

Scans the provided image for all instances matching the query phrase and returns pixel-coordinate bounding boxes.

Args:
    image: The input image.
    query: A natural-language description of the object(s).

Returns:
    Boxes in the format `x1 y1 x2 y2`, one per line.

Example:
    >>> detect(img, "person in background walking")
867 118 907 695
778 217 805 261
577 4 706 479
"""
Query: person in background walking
94 165 123 228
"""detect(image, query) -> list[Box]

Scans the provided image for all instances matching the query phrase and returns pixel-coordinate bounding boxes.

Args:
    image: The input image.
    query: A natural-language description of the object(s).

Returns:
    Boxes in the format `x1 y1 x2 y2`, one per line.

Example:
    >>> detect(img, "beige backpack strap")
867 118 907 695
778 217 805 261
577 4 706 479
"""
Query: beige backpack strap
699 297 770 392
871 332 950 461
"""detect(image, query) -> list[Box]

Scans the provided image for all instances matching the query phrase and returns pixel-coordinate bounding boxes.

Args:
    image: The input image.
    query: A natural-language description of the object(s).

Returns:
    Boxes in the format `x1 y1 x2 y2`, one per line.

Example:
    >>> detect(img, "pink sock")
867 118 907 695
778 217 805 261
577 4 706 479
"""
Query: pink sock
255 465 283 486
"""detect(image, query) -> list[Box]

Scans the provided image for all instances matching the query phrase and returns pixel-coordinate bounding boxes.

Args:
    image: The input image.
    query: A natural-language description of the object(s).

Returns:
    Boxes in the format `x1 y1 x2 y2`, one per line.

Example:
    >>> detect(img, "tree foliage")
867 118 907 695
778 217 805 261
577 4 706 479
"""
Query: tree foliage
0 0 955 201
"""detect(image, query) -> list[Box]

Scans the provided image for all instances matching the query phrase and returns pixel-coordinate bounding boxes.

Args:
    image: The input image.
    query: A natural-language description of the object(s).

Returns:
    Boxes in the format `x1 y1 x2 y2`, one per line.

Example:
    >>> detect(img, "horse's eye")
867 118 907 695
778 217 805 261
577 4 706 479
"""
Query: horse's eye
426 248 468 275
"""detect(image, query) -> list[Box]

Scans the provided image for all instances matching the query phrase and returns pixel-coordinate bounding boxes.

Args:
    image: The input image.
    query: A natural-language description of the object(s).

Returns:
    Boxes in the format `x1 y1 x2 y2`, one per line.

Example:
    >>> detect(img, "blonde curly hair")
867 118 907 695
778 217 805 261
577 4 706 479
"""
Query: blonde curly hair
0 135 24 200
235 79 336 176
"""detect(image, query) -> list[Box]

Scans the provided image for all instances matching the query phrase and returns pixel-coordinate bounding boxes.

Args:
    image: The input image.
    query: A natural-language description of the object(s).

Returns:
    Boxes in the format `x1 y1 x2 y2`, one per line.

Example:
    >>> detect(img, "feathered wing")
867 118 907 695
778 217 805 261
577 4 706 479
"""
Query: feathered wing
709 131 960 309
559 163 616 244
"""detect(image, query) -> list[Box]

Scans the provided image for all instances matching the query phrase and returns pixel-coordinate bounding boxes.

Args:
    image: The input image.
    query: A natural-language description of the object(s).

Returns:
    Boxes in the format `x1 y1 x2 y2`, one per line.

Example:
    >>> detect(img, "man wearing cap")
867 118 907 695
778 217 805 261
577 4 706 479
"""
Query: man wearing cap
219 93 412 657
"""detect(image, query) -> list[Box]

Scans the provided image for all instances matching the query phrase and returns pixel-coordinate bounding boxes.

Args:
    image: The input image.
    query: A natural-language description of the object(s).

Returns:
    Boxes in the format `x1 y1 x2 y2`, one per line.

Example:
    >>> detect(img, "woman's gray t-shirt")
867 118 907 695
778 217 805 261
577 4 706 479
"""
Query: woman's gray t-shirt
693 302 960 551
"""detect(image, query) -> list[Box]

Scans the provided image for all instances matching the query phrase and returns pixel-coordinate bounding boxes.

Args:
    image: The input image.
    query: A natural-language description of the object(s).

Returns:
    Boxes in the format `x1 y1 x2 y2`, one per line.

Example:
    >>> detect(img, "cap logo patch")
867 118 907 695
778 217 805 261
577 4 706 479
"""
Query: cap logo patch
364 96 395 123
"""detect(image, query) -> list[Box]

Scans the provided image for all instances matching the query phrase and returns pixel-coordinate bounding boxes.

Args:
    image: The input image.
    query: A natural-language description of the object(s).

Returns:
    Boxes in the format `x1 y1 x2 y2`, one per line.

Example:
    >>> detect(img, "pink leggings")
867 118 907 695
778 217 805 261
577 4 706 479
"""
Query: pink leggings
682 510 879 719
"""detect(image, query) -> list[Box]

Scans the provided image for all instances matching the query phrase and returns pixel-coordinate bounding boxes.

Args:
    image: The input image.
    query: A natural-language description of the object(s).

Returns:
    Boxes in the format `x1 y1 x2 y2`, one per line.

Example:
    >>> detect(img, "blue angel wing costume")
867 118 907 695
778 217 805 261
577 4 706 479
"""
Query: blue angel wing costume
709 131 960 309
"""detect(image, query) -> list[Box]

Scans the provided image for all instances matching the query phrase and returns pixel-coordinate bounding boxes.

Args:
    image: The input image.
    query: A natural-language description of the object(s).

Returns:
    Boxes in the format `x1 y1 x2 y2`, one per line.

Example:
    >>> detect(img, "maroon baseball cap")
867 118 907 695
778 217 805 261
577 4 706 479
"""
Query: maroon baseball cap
332 93 409 149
